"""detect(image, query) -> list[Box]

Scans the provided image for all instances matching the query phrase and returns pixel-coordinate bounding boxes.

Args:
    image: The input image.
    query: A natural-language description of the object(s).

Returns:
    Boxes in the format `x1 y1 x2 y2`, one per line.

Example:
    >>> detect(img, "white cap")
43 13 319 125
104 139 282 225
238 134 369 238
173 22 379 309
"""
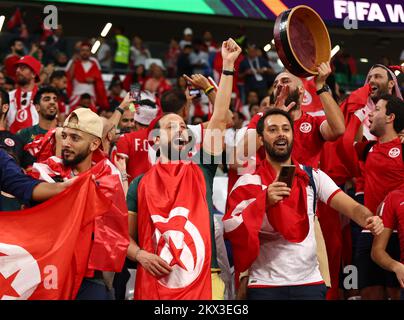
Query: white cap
145 58 165 70
134 106 158 126
134 91 159 126
184 27 193 36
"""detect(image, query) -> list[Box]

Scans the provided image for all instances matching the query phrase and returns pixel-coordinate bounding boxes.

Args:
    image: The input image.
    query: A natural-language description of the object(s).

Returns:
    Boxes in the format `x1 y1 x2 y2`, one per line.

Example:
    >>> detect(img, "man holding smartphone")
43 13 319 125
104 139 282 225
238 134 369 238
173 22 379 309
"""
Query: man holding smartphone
223 108 383 300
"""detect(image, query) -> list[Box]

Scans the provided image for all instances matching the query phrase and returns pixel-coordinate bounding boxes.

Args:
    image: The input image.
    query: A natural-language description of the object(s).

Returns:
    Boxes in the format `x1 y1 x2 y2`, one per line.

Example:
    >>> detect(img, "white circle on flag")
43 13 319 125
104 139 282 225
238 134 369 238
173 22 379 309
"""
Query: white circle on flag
388 147 400 158
152 207 205 289
0 243 41 300
302 90 312 106
16 109 28 123
300 122 312 133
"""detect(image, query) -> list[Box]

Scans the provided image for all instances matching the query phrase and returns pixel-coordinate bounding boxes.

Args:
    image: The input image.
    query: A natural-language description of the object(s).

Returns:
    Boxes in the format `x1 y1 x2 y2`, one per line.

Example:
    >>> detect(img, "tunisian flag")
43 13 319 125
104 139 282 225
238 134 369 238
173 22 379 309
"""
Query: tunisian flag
223 159 310 272
29 153 129 277
0 172 112 300
135 162 212 300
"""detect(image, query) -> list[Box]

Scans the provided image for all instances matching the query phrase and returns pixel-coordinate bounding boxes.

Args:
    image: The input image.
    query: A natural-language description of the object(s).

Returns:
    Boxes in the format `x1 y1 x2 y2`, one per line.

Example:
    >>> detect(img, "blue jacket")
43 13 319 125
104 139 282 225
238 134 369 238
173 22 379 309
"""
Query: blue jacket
0 149 41 210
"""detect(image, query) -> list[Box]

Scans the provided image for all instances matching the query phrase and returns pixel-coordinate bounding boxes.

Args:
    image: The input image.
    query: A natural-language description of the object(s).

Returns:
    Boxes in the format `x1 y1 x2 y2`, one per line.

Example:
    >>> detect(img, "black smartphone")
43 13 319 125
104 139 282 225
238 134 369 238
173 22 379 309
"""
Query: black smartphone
278 164 296 188
130 84 141 103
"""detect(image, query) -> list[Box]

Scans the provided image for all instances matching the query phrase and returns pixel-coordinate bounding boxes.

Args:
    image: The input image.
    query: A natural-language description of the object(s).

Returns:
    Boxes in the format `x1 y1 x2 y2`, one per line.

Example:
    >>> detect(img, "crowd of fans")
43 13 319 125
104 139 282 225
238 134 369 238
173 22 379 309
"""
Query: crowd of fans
0 6 403 301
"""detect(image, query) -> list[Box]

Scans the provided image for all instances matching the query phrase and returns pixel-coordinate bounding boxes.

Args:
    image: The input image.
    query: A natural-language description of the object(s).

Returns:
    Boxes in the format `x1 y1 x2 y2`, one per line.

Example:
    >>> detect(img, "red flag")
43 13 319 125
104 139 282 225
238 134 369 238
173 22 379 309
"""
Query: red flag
24 128 57 163
29 154 129 277
224 159 310 272
223 173 266 272
0 173 112 299
317 85 371 299
7 8 23 31
320 84 371 184
135 162 212 300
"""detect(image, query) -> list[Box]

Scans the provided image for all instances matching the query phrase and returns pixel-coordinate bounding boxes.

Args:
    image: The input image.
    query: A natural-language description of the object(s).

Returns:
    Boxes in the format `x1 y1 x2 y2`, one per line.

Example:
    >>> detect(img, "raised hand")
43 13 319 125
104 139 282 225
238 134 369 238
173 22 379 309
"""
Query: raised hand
183 73 211 91
221 38 242 66
274 85 296 112
315 62 332 90
119 92 135 110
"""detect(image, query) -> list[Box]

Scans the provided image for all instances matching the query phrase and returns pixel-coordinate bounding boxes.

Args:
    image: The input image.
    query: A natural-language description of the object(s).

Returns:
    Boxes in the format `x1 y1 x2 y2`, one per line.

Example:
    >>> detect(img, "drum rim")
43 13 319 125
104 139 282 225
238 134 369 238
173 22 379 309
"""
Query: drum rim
275 5 331 76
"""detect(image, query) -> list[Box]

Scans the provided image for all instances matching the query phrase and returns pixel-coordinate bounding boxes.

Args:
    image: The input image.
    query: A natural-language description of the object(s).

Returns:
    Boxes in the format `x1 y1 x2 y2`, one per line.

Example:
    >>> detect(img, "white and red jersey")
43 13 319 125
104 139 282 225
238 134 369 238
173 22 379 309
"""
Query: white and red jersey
379 187 404 264
66 57 109 109
356 138 404 215
7 88 39 134
247 167 341 288
66 58 100 97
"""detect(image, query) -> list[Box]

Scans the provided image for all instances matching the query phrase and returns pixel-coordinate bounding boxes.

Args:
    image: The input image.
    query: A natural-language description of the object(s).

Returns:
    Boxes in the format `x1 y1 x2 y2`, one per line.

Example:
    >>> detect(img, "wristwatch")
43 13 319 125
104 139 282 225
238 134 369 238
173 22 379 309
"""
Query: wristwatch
316 84 330 95
222 69 235 76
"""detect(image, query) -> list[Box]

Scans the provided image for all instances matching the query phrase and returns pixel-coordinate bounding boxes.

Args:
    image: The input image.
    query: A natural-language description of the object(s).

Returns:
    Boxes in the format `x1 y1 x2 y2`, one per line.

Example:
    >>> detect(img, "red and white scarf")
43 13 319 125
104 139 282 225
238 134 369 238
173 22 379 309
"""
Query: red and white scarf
224 159 310 272
9 86 38 134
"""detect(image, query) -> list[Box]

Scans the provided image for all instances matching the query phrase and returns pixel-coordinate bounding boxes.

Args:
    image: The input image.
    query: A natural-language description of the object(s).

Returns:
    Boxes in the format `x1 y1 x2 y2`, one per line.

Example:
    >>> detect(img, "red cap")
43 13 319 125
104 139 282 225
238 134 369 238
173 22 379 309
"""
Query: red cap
15 55 41 82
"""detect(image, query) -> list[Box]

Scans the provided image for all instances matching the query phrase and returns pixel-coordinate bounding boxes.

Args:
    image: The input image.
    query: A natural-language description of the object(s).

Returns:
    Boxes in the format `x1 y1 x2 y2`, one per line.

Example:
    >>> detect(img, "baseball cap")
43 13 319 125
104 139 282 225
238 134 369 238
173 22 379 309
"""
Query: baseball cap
184 27 193 36
15 55 41 82
63 108 103 139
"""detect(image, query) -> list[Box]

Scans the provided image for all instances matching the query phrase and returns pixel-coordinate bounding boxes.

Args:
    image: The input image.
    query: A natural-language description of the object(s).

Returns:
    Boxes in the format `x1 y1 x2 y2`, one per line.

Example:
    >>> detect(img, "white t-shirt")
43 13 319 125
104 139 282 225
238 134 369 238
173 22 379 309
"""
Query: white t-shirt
248 167 341 287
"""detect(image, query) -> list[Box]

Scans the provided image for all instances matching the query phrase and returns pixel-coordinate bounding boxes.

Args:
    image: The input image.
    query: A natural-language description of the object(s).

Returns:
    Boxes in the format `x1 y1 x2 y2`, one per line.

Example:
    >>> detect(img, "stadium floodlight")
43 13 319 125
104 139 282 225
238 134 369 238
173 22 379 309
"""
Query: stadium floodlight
91 40 101 54
360 58 368 63
100 23 112 37
331 45 340 58
0 16 5 32
264 44 271 52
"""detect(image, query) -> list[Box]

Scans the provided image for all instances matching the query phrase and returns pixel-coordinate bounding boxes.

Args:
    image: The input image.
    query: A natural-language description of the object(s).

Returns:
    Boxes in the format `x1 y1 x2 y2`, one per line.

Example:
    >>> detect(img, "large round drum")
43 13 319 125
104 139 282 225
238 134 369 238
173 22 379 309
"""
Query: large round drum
274 5 331 77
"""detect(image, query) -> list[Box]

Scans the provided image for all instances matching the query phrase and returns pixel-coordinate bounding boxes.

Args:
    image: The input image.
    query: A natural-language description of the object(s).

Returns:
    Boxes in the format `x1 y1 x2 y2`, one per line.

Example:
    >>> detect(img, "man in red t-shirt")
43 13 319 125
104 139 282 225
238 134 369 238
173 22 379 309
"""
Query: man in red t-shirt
115 95 159 183
355 94 404 300
239 63 345 169
372 186 404 299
